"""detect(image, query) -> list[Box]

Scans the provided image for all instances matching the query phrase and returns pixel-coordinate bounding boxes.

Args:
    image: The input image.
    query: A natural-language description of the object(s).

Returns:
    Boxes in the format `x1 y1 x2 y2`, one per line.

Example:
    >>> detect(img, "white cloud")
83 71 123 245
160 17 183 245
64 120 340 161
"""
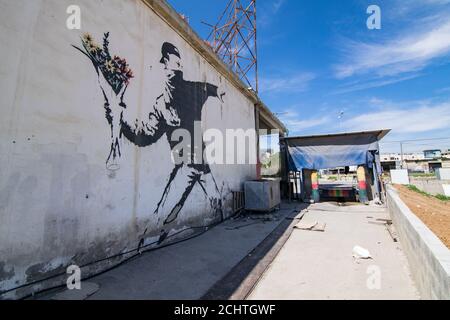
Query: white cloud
278 98 450 139
332 73 421 94
276 109 330 133
283 117 330 131
341 102 450 133
423 0 450 4
260 72 316 93
335 19 450 79
272 0 285 13
436 86 450 94
259 0 285 27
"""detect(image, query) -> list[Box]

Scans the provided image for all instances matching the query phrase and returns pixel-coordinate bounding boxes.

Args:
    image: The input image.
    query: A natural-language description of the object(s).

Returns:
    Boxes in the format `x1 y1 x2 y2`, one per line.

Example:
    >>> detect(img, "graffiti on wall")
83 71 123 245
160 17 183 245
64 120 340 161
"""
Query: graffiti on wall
73 33 226 225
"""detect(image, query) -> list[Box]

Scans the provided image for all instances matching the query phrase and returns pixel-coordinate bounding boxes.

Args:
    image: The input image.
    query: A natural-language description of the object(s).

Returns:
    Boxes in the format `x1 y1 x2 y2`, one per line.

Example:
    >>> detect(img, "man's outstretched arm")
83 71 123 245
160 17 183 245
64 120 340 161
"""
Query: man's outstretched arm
191 82 225 105
205 83 225 102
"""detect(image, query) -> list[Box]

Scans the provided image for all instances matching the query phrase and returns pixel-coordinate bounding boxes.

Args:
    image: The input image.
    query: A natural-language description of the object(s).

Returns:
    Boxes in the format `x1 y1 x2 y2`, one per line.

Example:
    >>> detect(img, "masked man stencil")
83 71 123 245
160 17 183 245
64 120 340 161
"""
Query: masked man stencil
75 34 226 226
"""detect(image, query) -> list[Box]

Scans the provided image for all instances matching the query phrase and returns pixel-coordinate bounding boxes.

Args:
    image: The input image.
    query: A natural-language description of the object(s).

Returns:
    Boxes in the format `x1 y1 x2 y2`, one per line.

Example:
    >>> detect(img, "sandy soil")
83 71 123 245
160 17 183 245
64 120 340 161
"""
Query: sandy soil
395 184 450 249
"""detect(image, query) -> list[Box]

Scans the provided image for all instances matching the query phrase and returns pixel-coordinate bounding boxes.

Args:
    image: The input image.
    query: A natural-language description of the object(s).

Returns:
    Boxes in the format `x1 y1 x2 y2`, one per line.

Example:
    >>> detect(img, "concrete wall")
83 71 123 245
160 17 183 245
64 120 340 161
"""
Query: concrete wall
436 168 450 180
410 178 448 196
0 0 257 298
386 185 450 300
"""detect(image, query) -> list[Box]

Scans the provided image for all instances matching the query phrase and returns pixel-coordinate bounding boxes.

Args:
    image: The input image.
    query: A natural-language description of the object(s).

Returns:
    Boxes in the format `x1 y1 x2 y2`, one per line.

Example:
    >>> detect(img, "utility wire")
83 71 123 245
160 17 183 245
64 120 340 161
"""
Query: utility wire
382 137 450 144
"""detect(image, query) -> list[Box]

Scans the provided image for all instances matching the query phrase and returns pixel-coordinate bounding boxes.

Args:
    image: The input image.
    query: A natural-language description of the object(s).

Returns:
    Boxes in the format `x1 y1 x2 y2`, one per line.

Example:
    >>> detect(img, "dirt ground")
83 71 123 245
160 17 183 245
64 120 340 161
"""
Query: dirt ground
394 184 450 249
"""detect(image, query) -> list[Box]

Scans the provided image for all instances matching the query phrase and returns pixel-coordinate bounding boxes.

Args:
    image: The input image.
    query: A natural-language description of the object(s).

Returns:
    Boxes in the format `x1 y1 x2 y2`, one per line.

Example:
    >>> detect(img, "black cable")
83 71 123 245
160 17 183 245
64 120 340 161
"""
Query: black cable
1 217 226 299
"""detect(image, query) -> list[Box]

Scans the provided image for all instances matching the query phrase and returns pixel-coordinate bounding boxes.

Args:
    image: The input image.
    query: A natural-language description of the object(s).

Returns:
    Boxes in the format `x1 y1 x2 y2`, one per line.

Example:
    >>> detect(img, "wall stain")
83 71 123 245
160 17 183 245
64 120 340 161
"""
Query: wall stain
0 172 21 211
0 262 15 281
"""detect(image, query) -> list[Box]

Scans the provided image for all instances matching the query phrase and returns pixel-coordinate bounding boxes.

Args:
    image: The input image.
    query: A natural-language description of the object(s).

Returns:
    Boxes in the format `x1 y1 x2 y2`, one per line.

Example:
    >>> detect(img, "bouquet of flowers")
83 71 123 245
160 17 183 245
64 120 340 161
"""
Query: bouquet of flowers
75 32 134 95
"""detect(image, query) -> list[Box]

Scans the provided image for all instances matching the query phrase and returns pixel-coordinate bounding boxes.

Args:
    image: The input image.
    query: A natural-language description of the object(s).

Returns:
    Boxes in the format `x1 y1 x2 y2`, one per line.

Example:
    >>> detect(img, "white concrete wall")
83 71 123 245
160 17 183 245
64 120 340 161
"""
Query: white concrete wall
410 178 447 196
390 169 410 185
436 168 450 180
387 185 450 300
0 0 257 298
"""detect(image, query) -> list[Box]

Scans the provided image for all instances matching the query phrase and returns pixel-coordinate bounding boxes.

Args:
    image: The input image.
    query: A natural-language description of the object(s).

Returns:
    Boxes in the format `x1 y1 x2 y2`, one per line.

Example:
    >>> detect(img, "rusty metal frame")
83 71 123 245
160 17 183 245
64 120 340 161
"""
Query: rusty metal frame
203 0 258 93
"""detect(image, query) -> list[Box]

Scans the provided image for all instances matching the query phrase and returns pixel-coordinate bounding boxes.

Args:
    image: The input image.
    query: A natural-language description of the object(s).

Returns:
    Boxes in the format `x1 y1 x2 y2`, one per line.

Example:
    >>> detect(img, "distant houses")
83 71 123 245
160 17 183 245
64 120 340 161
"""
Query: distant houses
381 149 450 173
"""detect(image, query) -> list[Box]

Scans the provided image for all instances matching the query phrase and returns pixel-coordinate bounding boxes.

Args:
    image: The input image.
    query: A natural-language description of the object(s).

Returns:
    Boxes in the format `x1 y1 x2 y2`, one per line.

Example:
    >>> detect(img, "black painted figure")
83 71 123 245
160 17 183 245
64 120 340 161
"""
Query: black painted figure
74 34 225 227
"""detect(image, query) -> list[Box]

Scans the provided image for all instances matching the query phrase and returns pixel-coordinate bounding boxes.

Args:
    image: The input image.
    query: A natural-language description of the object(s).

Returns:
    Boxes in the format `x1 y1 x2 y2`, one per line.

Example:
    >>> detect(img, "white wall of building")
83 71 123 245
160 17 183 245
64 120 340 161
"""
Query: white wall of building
0 0 257 298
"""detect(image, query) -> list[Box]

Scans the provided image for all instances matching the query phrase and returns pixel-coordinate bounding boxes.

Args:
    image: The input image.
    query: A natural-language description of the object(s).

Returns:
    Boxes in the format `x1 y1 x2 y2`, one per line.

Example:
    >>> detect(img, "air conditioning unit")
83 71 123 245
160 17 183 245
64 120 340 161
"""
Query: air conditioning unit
244 179 281 212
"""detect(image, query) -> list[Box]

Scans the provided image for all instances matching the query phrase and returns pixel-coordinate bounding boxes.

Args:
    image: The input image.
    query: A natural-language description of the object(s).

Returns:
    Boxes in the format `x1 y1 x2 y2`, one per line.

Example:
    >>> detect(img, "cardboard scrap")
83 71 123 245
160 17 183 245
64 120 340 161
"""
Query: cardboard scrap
294 221 317 230
313 222 327 232
294 221 326 232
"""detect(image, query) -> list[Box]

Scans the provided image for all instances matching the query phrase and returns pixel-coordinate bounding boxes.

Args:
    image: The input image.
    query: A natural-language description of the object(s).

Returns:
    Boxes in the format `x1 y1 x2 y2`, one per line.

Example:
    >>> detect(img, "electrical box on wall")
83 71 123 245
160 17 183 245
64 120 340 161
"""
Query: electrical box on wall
244 179 281 212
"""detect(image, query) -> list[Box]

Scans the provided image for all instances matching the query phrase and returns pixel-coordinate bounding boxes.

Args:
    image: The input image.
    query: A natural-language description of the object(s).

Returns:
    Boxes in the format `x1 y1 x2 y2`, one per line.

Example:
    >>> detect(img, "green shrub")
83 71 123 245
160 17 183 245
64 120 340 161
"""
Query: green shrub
410 173 435 178
435 194 450 201
406 185 450 201
406 185 429 196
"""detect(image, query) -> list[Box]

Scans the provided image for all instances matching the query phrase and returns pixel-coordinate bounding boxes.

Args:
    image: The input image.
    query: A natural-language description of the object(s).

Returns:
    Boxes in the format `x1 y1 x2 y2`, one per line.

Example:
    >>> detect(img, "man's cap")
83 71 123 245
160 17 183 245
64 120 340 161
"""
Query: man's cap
160 42 181 63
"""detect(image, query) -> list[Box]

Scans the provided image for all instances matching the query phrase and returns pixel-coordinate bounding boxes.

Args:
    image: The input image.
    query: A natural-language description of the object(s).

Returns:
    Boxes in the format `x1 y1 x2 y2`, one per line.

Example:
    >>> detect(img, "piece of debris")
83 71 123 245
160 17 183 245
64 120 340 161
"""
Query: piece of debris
352 245 372 259
294 221 317 230
367 218 397 242
294 221 326 232
376 218 392 225
386 224 399 242
368 221 387 226
313 222 327 232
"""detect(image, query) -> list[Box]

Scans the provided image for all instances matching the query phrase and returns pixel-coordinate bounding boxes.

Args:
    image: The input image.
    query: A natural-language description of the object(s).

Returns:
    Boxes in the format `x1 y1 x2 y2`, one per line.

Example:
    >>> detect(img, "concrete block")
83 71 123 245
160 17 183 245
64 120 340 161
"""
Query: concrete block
442 185 450 197
391 169 410 184
245 179 281 212
436 168 450 180
410 179 445 196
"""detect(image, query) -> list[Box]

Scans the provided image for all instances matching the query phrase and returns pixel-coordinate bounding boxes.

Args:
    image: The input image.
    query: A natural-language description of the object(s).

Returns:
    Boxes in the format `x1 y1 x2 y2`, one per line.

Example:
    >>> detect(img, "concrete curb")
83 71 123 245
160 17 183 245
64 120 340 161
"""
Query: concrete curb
386 185 450 300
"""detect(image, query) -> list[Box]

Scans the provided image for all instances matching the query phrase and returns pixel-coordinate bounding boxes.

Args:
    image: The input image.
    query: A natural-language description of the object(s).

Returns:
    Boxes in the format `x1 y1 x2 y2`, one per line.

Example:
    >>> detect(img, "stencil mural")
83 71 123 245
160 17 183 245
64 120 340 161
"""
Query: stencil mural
73 33 225 226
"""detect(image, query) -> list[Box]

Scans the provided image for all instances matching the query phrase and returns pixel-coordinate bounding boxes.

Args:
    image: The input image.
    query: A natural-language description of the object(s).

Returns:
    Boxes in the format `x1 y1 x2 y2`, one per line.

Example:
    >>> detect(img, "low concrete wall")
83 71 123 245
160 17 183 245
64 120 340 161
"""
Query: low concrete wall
410 178 448 196
386 185 450 299
437 168 450 181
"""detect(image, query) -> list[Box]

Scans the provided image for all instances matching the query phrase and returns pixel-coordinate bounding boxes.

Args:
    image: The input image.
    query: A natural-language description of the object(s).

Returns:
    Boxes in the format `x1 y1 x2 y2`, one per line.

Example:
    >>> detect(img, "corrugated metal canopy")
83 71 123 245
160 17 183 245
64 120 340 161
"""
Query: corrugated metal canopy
281 129 391 171
282 129 390 145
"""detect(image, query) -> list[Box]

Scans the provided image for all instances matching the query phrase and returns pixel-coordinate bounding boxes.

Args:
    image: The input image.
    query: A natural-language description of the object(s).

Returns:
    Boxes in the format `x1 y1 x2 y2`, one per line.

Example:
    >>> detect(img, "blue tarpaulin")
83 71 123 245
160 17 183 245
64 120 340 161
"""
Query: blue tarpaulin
282 130 389 172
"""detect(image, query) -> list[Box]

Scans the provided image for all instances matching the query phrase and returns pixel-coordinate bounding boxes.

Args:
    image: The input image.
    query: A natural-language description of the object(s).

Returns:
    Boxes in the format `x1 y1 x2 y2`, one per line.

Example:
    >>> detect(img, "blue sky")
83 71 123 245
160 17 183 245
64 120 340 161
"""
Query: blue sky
168 0 450 153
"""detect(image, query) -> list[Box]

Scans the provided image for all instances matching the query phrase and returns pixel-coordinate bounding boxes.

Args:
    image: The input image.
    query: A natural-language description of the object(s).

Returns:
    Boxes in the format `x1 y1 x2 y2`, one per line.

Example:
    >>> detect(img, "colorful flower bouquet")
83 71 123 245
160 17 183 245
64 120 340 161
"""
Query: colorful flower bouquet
74 32 134 95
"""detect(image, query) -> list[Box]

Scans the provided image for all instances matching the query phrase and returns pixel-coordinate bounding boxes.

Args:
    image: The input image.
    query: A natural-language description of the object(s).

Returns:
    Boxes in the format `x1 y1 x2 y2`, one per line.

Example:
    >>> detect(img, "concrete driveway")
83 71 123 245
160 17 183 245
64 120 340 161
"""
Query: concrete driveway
248 202 420 300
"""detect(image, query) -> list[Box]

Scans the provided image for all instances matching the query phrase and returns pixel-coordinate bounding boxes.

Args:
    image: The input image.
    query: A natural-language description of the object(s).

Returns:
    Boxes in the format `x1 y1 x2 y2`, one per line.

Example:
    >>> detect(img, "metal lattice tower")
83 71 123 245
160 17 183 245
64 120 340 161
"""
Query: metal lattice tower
203 0 258 93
